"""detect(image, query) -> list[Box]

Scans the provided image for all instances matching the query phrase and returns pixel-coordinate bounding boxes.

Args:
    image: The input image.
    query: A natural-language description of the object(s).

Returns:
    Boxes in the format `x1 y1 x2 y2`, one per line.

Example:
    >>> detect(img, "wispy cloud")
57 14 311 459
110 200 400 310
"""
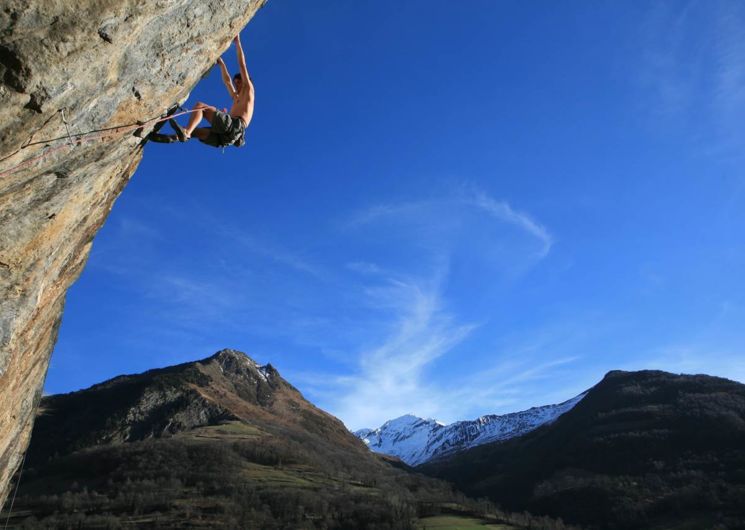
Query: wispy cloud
323 273 479 429
346 261 385 275
218 226 323 278
305 189 561 428
170 200 325 278
117 217 163 240
346 190 553 261
636 0 745 157
308 301 587 429
431 355 583 421
149 273 246 321
466 191 554 258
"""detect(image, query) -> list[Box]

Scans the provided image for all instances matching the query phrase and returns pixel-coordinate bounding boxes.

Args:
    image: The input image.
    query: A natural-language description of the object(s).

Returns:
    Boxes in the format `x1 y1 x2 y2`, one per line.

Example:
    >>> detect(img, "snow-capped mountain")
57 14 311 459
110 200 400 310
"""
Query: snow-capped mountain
354 393 586 466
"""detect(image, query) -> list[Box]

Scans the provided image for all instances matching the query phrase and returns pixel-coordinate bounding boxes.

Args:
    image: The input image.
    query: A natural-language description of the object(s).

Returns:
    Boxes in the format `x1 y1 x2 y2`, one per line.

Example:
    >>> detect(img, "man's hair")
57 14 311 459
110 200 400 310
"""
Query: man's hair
233 72 251 83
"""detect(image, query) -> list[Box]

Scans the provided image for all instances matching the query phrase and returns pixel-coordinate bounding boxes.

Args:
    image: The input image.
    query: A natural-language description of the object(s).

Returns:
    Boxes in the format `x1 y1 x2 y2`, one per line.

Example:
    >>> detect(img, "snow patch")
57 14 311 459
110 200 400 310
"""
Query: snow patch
355 392 587 466
257 365 271 382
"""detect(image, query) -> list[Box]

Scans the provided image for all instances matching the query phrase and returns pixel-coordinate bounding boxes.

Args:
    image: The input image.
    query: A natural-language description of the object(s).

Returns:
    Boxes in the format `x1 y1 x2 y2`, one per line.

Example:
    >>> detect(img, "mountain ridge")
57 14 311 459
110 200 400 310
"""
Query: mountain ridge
355 392 586 466
28 348 359 467
10 348 500 528
420 369 745 529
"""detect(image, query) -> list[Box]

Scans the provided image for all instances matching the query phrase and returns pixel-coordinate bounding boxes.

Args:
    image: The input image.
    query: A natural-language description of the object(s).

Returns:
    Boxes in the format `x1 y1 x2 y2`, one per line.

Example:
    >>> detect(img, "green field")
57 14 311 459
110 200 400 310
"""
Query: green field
417 514 516 529
185 420 265 439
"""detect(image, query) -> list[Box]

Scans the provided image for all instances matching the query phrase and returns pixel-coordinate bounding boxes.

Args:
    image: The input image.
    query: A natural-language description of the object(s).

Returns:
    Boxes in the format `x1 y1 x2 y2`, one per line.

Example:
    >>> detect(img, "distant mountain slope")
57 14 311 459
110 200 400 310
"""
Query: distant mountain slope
26 348 359 465
6 350 496 529
421 370 745 529
355 394 585 465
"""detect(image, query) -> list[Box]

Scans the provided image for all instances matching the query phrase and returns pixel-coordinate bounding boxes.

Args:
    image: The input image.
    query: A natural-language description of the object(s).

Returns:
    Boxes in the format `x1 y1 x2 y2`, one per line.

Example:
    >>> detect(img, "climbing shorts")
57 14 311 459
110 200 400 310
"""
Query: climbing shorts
200 110 246 148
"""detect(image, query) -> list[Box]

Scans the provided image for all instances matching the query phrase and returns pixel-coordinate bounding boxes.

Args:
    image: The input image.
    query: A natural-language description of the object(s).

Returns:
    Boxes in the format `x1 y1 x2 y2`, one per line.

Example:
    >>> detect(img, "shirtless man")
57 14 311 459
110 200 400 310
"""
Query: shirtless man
180 34 255 148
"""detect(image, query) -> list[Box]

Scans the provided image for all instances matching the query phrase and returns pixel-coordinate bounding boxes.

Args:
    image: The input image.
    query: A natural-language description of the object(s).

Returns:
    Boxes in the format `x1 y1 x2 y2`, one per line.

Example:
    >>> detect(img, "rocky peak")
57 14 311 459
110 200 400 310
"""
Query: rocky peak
386 414 434 428
212 348 259 371
24 349 291 467
0 0 266 506
201 348 281 406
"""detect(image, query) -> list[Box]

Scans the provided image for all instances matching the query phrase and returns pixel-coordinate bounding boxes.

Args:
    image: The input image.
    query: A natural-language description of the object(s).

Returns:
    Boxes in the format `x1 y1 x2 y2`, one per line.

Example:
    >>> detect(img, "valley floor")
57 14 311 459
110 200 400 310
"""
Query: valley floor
417 514 516 529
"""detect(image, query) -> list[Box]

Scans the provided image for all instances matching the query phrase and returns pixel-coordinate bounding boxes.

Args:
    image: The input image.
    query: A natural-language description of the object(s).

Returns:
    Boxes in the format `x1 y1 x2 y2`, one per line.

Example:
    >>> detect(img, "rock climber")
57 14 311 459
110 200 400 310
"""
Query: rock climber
155 34 254 148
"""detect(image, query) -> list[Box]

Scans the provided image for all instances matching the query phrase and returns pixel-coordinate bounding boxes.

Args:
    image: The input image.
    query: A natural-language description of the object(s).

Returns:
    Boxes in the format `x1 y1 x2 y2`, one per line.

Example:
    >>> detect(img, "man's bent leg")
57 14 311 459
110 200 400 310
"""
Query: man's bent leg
191 128 211 141
202 106 216 124
193 127 224 148
184 102 217 138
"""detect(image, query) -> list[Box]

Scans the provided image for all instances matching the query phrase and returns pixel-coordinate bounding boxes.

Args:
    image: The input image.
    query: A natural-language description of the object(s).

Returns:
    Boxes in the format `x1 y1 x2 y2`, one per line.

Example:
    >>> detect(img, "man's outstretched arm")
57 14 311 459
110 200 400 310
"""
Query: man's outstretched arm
234 35 254 99
217 57 236 99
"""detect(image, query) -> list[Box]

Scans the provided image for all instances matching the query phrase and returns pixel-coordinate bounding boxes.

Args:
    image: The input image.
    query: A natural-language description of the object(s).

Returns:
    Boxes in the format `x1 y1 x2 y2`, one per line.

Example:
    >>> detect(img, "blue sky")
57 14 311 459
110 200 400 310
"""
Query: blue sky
45 0 745 430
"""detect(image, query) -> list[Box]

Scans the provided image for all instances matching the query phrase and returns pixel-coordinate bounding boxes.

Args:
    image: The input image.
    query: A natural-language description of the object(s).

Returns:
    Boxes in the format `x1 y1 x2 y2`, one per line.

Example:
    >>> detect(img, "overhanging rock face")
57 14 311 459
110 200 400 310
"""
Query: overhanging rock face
0 0 266 506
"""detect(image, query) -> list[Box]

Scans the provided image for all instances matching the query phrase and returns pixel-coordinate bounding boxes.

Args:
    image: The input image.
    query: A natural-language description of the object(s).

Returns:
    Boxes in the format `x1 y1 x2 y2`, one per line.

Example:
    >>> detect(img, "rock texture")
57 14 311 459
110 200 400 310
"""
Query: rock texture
0 0 266 506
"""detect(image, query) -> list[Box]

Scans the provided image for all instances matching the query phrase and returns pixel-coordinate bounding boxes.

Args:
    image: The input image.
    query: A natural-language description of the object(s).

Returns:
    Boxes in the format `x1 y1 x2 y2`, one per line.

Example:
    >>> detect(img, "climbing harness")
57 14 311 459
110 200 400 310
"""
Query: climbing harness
0 107 200 179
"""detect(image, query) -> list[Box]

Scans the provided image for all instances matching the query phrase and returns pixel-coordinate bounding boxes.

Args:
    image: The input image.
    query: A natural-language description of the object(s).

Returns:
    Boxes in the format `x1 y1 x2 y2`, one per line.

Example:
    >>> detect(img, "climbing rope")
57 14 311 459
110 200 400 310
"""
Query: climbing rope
0 110 65 165
0 107 199 179
2 450 27 530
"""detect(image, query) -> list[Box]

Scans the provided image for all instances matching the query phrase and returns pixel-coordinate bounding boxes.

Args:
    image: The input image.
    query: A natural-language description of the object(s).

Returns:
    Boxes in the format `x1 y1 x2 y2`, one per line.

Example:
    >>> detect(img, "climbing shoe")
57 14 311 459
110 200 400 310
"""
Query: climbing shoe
147 133 179 144
169 119 188 142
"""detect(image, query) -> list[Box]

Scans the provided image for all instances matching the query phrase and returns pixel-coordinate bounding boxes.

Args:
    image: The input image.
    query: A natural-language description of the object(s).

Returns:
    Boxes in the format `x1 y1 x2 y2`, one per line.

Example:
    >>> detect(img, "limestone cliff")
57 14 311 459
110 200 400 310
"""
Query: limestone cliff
0 0 266 506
